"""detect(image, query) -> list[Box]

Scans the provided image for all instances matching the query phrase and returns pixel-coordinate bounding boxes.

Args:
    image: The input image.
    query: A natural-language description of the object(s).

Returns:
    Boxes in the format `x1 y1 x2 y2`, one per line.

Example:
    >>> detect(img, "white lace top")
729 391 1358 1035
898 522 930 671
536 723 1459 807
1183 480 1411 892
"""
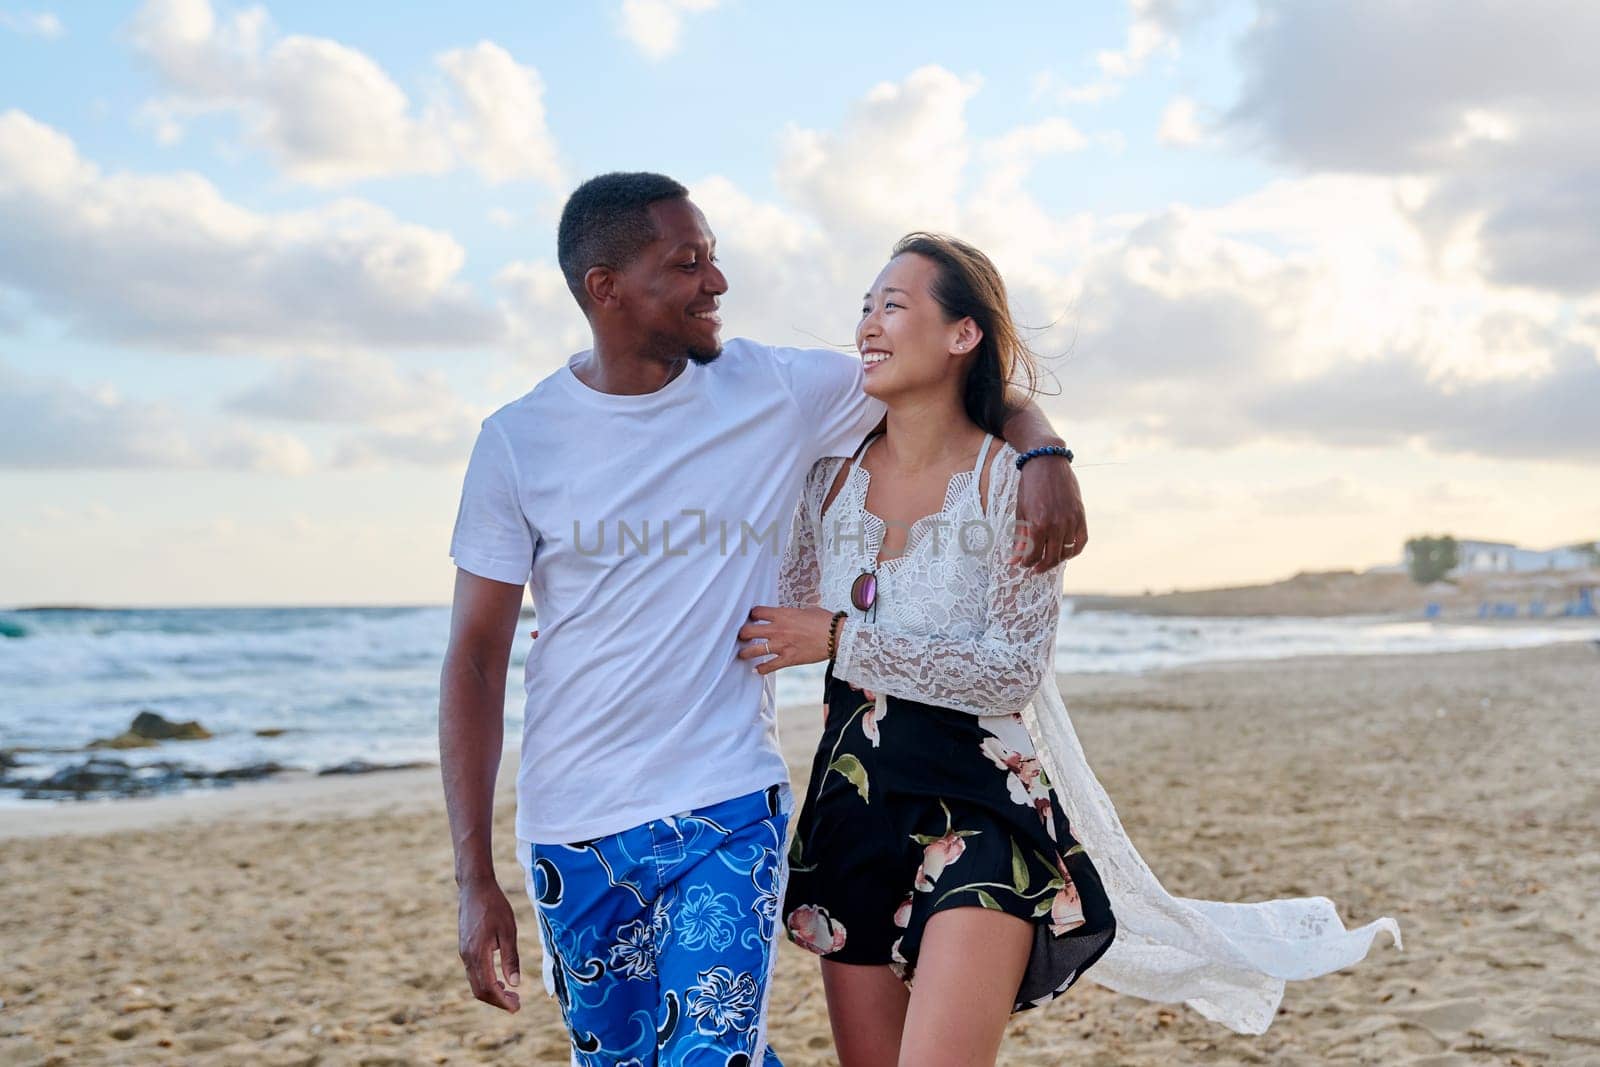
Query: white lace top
777 430 1402 1035
779 432 1062 716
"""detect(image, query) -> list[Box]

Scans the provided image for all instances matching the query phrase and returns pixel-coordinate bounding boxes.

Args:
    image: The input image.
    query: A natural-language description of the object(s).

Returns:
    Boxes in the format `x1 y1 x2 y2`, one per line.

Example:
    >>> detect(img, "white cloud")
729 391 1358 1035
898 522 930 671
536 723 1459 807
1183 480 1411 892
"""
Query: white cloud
1031 72 1123 106
1058 184 1600 460
224 353 484 468
224 351 456 423
1032 0 1203 106
777 65 980 267
617 0 720 59
0 109 501 353
494 259 591 371
331 416 480 468
663 66 1599 465
1157 95 1203 146
430 41 563 187
984 117 1090 165
1096 0 1180 78
1239 336 1600 461
1225 0 1600 295
128 0 562 187
0 10 63 37
0 359 312 473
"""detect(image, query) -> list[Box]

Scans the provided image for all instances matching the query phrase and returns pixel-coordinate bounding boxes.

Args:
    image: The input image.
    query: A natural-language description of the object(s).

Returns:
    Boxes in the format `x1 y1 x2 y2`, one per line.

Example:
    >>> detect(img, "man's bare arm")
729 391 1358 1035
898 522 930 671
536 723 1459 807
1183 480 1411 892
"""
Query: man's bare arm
1000 398 1088 571
440 568 525 1013
1000 398 1065 454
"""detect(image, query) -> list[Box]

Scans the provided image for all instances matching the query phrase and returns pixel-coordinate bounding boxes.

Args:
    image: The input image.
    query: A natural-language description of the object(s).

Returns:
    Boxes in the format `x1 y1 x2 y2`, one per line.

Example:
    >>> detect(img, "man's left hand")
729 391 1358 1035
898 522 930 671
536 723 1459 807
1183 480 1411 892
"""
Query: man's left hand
1012 456 1088 572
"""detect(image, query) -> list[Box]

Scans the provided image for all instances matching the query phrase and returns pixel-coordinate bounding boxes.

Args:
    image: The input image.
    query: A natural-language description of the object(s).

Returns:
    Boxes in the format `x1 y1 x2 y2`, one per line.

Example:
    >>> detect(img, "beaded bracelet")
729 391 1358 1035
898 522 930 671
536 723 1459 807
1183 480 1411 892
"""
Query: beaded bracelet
1015 444 1074 471
825 610 848 661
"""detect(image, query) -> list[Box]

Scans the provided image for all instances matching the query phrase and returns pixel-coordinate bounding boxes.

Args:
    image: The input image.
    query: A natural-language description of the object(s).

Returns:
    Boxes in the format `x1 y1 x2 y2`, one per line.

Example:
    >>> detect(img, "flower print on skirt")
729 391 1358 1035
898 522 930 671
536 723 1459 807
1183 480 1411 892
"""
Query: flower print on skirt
783 668 1116 1011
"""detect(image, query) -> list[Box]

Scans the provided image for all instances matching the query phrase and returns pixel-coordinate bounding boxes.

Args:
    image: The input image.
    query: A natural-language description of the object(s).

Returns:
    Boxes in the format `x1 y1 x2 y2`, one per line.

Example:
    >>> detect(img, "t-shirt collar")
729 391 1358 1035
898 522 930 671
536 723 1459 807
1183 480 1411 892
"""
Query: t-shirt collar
559 350 701 410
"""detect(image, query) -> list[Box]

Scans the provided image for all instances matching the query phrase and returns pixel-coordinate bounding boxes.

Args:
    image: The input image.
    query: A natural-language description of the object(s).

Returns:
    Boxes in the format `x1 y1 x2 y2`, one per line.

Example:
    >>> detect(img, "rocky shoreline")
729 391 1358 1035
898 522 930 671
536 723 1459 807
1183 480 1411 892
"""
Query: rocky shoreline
0 710 433 801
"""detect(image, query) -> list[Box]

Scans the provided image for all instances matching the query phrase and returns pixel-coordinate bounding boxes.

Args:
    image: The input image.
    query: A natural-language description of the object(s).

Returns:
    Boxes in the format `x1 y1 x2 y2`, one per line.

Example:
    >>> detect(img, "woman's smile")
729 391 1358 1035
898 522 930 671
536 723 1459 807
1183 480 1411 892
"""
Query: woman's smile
861 347 893 372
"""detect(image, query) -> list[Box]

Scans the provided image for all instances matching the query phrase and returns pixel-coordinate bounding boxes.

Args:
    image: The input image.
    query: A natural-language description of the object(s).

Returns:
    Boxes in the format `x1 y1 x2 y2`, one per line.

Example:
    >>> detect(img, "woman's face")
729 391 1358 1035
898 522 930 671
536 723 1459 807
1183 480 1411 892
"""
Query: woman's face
856 253 978 401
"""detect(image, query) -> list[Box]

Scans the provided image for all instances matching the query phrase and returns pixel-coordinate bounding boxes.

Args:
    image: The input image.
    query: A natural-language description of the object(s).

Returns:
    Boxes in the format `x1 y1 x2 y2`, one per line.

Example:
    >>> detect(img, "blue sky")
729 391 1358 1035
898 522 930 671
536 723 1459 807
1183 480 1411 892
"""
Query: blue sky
1 1 1596 605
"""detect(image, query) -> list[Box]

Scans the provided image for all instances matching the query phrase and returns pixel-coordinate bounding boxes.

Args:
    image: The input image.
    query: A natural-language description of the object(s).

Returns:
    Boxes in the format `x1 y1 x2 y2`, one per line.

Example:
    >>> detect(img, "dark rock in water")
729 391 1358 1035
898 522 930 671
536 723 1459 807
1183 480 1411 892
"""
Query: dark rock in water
88 711 213 749
14 754 285 799
129 710 212 741
317 759 433 776
0 749 24 789
253 728 289 738
23 756 185 798
87 733 159 750
213 762 286 781
39 756 136 791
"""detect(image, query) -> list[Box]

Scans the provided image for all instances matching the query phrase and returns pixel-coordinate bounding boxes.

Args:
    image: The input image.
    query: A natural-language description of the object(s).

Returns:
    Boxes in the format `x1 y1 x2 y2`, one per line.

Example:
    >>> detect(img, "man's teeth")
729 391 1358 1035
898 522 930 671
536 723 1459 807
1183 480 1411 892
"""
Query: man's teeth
691 311 719 320
863 351 892 365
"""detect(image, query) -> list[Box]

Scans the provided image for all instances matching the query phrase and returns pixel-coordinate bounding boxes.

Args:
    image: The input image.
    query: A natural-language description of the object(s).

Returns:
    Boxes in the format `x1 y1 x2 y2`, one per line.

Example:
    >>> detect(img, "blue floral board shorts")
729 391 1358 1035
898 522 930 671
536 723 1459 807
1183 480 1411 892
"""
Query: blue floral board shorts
518 784 791 1067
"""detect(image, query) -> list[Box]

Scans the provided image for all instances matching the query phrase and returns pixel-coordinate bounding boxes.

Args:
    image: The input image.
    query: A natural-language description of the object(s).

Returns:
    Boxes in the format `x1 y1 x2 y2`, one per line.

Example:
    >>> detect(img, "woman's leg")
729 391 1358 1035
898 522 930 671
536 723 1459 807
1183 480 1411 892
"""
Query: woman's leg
820 959 911 1067
897 908 1032 1067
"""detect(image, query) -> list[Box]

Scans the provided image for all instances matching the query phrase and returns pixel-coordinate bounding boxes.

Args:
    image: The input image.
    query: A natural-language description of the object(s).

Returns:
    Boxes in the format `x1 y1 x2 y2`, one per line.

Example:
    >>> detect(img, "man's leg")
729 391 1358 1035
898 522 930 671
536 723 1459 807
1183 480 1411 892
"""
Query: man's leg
520 827 669 1066
818 960 910 1067
652 786 790 1067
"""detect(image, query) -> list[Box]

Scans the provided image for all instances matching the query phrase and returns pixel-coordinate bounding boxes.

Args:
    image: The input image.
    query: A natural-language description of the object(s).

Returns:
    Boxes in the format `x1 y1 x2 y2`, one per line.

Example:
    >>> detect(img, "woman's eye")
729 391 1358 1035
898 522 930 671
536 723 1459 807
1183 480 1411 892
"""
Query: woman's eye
680 261 697 271
884 301 902 310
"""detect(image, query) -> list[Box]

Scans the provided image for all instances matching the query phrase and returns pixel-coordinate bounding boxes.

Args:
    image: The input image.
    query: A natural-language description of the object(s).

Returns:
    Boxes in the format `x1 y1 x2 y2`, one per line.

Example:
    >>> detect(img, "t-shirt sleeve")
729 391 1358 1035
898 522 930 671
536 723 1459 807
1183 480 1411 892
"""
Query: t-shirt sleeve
449 418 537 587
768 344 888 461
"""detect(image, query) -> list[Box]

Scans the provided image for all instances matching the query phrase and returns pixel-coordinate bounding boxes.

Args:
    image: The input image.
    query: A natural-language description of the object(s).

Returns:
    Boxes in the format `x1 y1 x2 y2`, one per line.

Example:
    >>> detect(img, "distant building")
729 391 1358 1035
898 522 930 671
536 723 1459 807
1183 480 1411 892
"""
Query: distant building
1404 538 1600 576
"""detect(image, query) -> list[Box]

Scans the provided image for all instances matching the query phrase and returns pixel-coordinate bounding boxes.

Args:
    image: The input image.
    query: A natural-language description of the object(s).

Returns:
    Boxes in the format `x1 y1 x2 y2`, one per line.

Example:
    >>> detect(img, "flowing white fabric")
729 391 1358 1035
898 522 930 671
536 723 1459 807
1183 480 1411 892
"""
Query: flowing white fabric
780 434 1403 1035
1025 665 1402 1033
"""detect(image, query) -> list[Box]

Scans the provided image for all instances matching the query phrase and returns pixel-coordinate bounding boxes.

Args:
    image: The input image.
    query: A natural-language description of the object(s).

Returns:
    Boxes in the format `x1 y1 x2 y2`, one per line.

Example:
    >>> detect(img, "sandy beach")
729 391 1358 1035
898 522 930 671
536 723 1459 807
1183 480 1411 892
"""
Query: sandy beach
2 641 1597 1066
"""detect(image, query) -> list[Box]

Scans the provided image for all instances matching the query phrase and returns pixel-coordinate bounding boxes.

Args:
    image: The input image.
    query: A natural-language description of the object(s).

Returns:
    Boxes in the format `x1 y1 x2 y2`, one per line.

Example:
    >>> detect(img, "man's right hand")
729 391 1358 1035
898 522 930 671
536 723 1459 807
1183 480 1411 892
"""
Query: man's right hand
440 569 526 1013
458 876 522 1013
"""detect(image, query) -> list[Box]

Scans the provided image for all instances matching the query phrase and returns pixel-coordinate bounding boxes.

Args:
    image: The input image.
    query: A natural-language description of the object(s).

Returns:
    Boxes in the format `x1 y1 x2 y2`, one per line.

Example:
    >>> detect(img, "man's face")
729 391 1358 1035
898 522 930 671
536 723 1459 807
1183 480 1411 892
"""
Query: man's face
614 197 728 364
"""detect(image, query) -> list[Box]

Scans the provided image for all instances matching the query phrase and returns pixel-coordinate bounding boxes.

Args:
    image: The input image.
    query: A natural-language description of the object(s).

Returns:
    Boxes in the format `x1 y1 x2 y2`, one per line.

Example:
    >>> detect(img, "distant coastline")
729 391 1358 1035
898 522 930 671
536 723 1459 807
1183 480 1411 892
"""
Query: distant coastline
1071 567 1600 618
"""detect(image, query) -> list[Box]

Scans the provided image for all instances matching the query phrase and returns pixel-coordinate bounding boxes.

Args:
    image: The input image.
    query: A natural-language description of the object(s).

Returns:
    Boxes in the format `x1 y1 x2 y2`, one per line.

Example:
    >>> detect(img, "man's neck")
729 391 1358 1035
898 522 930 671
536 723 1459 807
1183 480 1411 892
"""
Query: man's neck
575 339 687 396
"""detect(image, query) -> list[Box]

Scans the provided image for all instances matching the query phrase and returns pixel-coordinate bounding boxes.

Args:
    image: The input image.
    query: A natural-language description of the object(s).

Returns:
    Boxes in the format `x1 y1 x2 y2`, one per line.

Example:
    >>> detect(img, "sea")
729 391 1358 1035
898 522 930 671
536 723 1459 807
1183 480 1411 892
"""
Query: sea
2 604 1596 805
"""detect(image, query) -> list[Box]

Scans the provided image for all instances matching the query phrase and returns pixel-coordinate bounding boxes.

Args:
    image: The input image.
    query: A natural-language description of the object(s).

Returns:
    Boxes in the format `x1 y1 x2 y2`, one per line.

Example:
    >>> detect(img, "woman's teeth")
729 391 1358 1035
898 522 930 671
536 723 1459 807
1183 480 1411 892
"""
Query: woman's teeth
863 351 892 365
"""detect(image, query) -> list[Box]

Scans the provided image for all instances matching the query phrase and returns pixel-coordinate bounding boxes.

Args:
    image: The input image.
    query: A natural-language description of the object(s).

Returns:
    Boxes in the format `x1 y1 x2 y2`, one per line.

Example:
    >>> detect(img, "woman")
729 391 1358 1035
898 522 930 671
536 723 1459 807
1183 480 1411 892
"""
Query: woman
738 233 1400 1065
739 232 1115 1065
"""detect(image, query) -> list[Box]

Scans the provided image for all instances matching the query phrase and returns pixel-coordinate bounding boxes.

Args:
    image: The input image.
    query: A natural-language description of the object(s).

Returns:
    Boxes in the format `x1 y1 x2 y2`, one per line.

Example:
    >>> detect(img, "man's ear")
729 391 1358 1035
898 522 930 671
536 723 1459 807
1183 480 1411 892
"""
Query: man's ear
583 265 618 308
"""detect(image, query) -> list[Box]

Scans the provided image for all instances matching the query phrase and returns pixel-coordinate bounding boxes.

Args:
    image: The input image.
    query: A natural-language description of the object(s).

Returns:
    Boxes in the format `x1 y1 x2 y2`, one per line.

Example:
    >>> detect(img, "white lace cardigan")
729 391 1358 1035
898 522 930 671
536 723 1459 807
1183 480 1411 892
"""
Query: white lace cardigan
778 439 1402 1035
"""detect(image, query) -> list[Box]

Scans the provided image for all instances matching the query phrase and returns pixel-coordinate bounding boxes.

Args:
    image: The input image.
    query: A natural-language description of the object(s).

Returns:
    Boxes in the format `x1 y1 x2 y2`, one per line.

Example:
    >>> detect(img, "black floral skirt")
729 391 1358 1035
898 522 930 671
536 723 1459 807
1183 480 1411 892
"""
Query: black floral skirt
782 667 1116 1012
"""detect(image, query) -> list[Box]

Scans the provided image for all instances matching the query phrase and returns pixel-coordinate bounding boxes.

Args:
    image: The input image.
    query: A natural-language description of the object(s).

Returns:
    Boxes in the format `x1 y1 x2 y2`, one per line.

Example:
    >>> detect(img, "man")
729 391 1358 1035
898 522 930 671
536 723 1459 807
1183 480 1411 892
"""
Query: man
440 172 1086 1066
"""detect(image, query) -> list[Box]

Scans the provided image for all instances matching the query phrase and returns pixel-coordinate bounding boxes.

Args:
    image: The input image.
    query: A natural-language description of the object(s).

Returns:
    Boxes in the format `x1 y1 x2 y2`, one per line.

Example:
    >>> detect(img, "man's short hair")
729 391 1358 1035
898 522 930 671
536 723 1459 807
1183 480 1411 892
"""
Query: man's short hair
557 172 690 305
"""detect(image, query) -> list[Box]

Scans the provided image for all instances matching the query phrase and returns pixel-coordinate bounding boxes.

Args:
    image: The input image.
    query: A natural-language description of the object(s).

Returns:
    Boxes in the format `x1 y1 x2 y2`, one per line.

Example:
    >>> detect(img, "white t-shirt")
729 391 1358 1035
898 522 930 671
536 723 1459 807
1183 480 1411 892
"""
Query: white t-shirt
450 338 886 844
